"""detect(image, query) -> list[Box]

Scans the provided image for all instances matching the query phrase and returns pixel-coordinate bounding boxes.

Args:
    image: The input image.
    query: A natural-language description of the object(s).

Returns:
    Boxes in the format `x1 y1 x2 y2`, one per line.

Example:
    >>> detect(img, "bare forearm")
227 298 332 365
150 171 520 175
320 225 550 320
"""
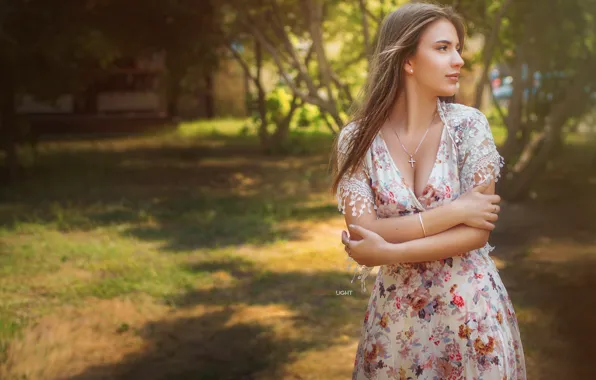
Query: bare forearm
362 202 463 244
377 225 489 265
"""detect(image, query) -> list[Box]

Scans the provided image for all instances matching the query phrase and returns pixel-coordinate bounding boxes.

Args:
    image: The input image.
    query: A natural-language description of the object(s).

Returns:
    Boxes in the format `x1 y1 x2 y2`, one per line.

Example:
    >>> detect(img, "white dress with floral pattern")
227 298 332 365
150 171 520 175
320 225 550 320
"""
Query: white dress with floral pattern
336 99 526 379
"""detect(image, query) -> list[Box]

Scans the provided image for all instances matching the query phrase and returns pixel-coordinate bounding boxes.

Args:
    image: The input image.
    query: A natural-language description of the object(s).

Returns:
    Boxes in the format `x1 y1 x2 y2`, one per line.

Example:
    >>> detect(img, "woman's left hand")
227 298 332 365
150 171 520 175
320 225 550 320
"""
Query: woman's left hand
341 224 390 267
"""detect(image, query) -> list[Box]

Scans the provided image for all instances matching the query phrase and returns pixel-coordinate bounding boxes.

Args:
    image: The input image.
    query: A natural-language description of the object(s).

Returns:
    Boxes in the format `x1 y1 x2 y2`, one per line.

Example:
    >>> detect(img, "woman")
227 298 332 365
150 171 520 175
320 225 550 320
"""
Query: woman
332 3 526 379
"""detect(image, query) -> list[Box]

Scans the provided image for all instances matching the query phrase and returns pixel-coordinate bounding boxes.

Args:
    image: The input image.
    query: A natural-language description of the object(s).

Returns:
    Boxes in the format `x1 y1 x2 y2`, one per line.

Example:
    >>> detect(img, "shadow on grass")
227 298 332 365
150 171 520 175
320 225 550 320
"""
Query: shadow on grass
68 307 294 380
489 176 596 379
66 259 366 380
61 221 596 379
497 253 596 379
5 126 596 379
0 131 339 250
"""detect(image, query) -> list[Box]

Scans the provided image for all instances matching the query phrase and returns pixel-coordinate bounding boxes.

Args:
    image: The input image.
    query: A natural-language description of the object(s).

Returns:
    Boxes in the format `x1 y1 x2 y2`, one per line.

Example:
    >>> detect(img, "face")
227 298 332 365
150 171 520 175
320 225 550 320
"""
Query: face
406 19 464 97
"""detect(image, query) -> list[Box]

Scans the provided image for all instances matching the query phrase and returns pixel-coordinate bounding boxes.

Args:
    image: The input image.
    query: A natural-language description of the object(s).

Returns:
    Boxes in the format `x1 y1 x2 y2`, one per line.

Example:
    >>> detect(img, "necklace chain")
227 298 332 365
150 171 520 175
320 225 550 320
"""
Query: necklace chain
390 111 438 168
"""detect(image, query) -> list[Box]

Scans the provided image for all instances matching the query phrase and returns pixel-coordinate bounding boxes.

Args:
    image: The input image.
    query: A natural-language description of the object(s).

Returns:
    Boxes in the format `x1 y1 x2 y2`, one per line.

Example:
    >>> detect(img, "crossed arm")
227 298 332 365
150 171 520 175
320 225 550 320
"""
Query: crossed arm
337 110 502 267
342 179 497 267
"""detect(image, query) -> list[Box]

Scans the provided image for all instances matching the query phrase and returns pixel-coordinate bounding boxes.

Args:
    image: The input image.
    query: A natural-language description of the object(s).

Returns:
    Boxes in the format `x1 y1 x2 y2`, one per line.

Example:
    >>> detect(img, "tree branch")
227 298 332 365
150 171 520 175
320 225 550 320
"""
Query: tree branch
226 41 259 85
268 1 321 96
472 0 513 109
300 0 339 117
358 0 372 58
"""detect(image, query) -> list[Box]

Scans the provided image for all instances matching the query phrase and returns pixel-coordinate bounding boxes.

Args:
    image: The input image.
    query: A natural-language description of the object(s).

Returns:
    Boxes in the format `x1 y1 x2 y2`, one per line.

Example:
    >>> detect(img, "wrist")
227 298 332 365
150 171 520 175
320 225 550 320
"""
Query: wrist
382 240 404 265
446 200 465 225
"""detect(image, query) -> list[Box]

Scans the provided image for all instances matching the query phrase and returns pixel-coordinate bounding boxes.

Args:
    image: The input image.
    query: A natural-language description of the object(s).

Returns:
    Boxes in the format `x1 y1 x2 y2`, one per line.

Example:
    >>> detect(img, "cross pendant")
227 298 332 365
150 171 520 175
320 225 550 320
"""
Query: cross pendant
408 156 416 168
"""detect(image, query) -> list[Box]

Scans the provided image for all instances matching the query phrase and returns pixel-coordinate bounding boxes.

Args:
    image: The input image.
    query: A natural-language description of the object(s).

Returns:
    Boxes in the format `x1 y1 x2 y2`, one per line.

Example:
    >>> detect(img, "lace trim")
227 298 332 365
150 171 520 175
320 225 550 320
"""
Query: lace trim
335 122 376 292
336 176 377 217
449 105 505 192
477 242 499 272
336 122 376 216
344 256 375 293
461 149 505 191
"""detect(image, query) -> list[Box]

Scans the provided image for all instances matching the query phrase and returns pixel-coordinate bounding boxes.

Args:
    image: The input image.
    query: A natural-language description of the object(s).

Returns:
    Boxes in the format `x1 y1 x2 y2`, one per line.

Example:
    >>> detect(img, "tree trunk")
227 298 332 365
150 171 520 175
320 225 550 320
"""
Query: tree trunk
270 96 300 153
499 128 553 201
166 63 183 120
302 0 339 121
499 66 590 201
203 71 215 119
253 40 270 153
500 50 527 162
0 80 19 184
167 85 180 120
472 0 513 109
357 0 372 59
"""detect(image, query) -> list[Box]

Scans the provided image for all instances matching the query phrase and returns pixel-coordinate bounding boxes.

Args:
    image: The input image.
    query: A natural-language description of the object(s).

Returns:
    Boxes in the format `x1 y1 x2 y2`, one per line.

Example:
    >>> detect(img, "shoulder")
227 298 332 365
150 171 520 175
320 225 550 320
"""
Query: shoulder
444 102 489 126
442 103 497 155
443 102 493 146
337 121 360 153
339 121 359 139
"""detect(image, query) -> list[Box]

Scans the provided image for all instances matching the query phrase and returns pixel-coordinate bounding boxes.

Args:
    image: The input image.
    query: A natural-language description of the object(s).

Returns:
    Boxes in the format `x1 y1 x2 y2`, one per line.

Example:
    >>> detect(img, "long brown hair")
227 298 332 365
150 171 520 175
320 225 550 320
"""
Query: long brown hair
331 3 465 193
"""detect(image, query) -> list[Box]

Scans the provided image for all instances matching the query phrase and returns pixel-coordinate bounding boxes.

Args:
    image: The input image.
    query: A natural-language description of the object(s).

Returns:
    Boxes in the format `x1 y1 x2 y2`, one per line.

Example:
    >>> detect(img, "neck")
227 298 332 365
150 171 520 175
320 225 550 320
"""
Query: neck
388 86 439 135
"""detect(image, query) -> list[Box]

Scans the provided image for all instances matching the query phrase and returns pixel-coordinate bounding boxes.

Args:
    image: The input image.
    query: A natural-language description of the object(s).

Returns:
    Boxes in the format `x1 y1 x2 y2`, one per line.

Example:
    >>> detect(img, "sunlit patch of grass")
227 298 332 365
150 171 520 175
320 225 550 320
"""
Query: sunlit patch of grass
0 222 367 377
175 118 252 138
0 118 349 364
0 228 210 344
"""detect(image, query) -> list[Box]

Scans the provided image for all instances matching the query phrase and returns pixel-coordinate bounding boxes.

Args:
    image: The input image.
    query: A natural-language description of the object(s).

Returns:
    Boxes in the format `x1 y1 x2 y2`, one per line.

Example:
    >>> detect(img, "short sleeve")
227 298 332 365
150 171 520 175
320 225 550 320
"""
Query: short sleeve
336 123 377 217
458 111 505 193
335 122 377 293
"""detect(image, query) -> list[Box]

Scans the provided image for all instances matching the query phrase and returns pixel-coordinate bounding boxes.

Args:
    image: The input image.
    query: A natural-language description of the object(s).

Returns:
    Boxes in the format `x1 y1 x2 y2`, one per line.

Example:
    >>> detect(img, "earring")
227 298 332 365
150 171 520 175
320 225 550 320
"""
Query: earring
410 69 414 73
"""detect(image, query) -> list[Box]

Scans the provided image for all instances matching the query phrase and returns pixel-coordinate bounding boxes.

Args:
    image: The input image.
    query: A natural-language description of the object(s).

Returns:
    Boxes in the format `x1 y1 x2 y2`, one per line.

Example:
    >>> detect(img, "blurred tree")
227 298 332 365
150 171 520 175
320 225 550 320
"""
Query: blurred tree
221 0 402 153
0 0 114 183
488 0 595 200
0 0 224 183
94 0 223 119
440 0 596 200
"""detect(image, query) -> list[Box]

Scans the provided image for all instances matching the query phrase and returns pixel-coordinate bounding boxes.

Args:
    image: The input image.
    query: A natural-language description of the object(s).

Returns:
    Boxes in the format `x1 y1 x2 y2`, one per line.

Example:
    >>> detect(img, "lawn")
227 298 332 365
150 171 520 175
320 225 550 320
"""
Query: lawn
0 118 595 379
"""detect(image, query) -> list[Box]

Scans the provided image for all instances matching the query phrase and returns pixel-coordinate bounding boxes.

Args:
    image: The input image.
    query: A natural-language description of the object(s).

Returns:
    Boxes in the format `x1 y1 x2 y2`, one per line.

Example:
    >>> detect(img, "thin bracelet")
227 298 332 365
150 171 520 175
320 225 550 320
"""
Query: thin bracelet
418 212 427 237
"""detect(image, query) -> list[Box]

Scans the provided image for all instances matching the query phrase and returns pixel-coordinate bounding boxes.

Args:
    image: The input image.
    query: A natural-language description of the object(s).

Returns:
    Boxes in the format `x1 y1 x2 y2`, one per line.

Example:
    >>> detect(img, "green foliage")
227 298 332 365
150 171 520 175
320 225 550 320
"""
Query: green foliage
266 87 294 124
296 104 325 129
284 129 334 155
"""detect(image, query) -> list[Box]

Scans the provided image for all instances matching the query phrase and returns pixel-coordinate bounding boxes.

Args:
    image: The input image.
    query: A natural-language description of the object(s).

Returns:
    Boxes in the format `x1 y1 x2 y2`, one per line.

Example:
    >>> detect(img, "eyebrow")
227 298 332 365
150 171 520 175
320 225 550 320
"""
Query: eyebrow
435 40 461 47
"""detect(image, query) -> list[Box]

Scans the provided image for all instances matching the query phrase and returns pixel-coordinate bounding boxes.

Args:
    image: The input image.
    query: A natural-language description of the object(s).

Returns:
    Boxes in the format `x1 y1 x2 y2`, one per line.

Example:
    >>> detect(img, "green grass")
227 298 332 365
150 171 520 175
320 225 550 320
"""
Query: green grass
176 118 252 138
0 119 342 346
2 114 595 379
0 116 555 345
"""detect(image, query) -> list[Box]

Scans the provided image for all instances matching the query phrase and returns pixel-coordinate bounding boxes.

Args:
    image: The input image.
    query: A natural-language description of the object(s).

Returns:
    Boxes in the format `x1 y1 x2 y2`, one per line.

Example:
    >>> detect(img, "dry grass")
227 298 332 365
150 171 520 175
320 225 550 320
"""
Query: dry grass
0 119 595 379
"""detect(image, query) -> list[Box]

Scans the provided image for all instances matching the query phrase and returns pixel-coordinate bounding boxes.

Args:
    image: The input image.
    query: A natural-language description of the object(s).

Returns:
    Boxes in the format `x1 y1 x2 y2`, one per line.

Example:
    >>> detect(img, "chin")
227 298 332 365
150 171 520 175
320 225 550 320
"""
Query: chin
436 86 458 97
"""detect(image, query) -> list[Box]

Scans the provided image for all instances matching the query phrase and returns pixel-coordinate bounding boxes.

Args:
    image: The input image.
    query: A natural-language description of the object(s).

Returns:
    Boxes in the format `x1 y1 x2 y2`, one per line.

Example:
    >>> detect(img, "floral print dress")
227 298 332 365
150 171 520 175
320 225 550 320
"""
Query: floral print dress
336 99 526 379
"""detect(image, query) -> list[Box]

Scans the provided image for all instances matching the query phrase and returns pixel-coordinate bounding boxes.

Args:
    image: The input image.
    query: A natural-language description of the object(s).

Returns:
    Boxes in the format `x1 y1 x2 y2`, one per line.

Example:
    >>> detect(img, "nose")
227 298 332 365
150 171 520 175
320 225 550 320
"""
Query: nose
452 50 464 68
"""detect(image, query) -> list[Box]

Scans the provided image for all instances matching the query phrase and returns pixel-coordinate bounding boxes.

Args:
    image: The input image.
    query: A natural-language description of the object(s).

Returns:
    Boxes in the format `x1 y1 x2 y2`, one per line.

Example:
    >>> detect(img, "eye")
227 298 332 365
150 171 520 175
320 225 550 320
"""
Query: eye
437 45 448 51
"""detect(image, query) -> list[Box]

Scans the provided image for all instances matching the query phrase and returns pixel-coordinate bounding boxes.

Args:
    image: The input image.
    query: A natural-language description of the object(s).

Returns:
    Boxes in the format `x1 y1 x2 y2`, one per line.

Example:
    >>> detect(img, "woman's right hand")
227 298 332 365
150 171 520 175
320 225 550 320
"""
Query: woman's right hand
452 181 501 230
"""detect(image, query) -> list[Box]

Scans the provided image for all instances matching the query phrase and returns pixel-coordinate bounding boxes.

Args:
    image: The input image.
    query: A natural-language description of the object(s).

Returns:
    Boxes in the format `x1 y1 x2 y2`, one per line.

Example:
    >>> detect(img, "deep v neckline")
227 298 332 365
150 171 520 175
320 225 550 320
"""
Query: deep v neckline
377 122 446 206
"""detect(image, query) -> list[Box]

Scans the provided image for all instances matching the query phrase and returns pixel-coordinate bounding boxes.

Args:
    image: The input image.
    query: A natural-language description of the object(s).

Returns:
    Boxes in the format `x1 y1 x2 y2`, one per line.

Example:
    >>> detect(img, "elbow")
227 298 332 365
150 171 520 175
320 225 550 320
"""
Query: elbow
344 219 381 243
349 220 374 241
474 229 491 250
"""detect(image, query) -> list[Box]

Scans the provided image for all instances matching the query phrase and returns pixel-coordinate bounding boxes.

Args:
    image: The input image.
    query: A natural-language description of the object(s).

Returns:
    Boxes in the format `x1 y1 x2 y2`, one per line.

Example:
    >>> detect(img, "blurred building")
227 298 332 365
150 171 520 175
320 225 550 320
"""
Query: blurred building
17 53 168 117
16 52 247 134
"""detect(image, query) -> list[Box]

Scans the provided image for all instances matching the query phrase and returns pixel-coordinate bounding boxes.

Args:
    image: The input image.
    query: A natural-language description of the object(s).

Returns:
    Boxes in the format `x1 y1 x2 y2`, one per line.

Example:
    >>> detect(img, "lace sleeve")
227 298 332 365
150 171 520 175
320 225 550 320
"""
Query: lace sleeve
458 110 505 193
336 123 376 217
335 123 377 293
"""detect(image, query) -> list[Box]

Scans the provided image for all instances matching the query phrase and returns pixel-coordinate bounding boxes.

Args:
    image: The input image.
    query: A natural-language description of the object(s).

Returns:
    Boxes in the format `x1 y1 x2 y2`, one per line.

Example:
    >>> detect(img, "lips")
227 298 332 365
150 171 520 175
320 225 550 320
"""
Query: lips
446 73 460 79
